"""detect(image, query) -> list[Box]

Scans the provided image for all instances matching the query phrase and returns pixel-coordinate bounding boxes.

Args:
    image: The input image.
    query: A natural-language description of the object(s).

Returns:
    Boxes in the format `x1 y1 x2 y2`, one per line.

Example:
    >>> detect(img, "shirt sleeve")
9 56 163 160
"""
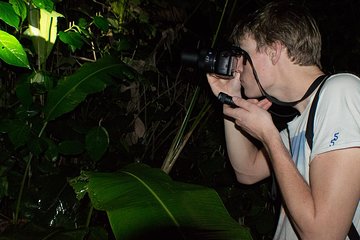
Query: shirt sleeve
311 73 360 160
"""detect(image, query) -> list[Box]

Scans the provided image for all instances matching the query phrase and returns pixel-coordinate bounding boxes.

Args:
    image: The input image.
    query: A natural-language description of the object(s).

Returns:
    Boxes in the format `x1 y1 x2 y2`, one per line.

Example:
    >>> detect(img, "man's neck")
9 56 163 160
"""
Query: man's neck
270 65 324 113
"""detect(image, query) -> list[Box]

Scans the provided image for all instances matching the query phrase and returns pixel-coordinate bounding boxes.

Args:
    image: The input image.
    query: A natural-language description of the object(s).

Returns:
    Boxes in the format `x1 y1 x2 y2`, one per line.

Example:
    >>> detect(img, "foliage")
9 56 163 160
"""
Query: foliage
70 163 252 240
0 0 259 239
0 0 358 239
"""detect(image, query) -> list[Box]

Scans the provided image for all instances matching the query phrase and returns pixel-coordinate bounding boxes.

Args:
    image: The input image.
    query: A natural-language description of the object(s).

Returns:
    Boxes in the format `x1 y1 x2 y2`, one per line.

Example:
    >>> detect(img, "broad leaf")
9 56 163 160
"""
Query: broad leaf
16 78 33 107
44 138 59 162
0 30 30 68
32 0 54 12
27 136 48 156
0 119 31 148
58 31 84 52
44 55 136 122
10 0 27 22
93 16 109 32
0 1 20 29
70 164 253 240
85 126 109 161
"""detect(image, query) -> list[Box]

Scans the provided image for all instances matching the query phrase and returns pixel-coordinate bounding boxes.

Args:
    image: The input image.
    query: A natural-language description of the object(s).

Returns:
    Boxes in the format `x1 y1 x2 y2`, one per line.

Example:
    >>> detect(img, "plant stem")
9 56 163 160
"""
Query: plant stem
13 153 32 224
211 0 229 47
85 204 94 228
164 102 211 173
38 121 48 138
13 121 48 224
161 87 200 173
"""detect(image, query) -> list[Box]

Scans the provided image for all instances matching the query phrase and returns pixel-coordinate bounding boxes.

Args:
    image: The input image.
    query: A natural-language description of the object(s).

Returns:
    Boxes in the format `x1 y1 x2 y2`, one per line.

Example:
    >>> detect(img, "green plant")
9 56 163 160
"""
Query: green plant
0 0 277 239
0 0 143 238
70 163 252 240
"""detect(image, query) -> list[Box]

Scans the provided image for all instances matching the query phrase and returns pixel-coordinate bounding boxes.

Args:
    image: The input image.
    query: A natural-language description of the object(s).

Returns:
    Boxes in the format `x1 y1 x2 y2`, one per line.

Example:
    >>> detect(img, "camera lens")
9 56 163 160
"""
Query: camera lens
180 50 200 65
181 48 217 73
181 48 236 78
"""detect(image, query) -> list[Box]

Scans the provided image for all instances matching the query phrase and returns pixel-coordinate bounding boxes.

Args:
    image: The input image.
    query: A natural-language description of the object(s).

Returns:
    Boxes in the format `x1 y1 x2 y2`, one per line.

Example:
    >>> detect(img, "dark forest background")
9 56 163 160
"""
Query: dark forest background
0 0 359 239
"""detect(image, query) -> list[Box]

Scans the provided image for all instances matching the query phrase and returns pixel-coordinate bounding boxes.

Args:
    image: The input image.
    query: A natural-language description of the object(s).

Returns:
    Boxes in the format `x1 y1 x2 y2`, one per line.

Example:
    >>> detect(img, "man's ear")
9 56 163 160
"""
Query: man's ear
268 41 283 64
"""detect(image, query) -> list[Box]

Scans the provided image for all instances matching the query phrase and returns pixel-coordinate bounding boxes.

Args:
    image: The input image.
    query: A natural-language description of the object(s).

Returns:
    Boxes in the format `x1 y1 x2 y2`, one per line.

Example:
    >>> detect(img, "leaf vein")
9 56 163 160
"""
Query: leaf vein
123 170 181 228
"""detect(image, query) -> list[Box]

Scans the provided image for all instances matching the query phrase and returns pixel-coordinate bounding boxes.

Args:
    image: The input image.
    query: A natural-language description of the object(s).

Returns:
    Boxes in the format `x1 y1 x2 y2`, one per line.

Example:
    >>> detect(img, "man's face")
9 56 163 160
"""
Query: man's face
236 36 273 98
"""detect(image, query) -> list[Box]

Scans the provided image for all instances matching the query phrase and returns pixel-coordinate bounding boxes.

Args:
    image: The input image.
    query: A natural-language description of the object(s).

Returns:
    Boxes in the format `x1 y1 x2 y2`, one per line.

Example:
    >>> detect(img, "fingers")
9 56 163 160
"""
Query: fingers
234 97 272 110
223 98 272 120
231 97 255 111
258 98 272 110
247 99 259 104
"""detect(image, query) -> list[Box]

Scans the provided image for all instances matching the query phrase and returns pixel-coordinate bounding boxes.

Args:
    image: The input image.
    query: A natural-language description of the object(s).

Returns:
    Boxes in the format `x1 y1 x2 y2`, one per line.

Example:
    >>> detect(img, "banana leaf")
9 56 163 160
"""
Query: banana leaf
70 163 252 240
44 55 136 122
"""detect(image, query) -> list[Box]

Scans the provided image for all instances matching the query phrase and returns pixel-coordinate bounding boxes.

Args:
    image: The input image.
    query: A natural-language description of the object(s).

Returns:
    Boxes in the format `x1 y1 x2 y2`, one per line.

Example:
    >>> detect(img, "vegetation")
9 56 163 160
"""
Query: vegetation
0 0 358 239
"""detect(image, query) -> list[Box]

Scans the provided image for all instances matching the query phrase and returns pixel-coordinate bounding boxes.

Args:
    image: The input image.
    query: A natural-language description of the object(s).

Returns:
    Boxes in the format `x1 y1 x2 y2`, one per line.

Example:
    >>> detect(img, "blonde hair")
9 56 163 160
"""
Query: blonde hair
231 1 322 67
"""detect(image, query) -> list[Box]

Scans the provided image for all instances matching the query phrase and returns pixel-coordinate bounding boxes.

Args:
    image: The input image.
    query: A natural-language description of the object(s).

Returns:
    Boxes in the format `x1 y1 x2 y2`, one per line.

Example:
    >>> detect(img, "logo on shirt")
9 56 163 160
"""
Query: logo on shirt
329 132 339 146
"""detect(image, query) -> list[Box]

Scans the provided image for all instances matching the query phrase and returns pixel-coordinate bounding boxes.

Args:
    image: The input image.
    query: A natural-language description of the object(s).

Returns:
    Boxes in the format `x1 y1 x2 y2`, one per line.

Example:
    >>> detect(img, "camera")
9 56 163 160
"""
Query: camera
181 46 244 78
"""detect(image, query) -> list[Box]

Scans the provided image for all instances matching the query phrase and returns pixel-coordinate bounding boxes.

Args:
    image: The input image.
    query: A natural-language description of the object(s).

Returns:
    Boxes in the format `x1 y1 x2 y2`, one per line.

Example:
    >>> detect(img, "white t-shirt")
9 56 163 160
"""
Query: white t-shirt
274 73 360 239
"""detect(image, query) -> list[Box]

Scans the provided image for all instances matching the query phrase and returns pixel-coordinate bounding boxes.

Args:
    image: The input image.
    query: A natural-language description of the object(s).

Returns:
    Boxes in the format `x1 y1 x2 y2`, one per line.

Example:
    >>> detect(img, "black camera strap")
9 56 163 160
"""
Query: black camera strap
266 74 327 106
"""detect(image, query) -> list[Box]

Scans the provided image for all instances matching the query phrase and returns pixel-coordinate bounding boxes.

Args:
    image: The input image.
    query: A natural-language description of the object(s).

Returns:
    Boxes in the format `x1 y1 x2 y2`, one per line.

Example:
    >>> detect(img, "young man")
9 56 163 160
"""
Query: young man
207 1 360 239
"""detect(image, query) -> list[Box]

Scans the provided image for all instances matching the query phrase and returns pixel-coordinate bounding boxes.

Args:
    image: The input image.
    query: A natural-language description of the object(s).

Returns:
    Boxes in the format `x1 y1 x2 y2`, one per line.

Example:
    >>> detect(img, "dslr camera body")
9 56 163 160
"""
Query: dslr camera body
181 46 246 79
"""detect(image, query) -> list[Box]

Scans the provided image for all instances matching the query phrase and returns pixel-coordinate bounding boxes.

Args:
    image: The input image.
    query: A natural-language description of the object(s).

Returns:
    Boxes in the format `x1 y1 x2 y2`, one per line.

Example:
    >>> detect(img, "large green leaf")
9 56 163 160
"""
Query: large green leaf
0 30 30 68
43 55 136 122
15 78 32 107
93 16 109 32
0 119 31 148
70 164 253 240
0 1 20 29
58 31 84 52
10 0 27 22
85 126 109 161
32 0 54 12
